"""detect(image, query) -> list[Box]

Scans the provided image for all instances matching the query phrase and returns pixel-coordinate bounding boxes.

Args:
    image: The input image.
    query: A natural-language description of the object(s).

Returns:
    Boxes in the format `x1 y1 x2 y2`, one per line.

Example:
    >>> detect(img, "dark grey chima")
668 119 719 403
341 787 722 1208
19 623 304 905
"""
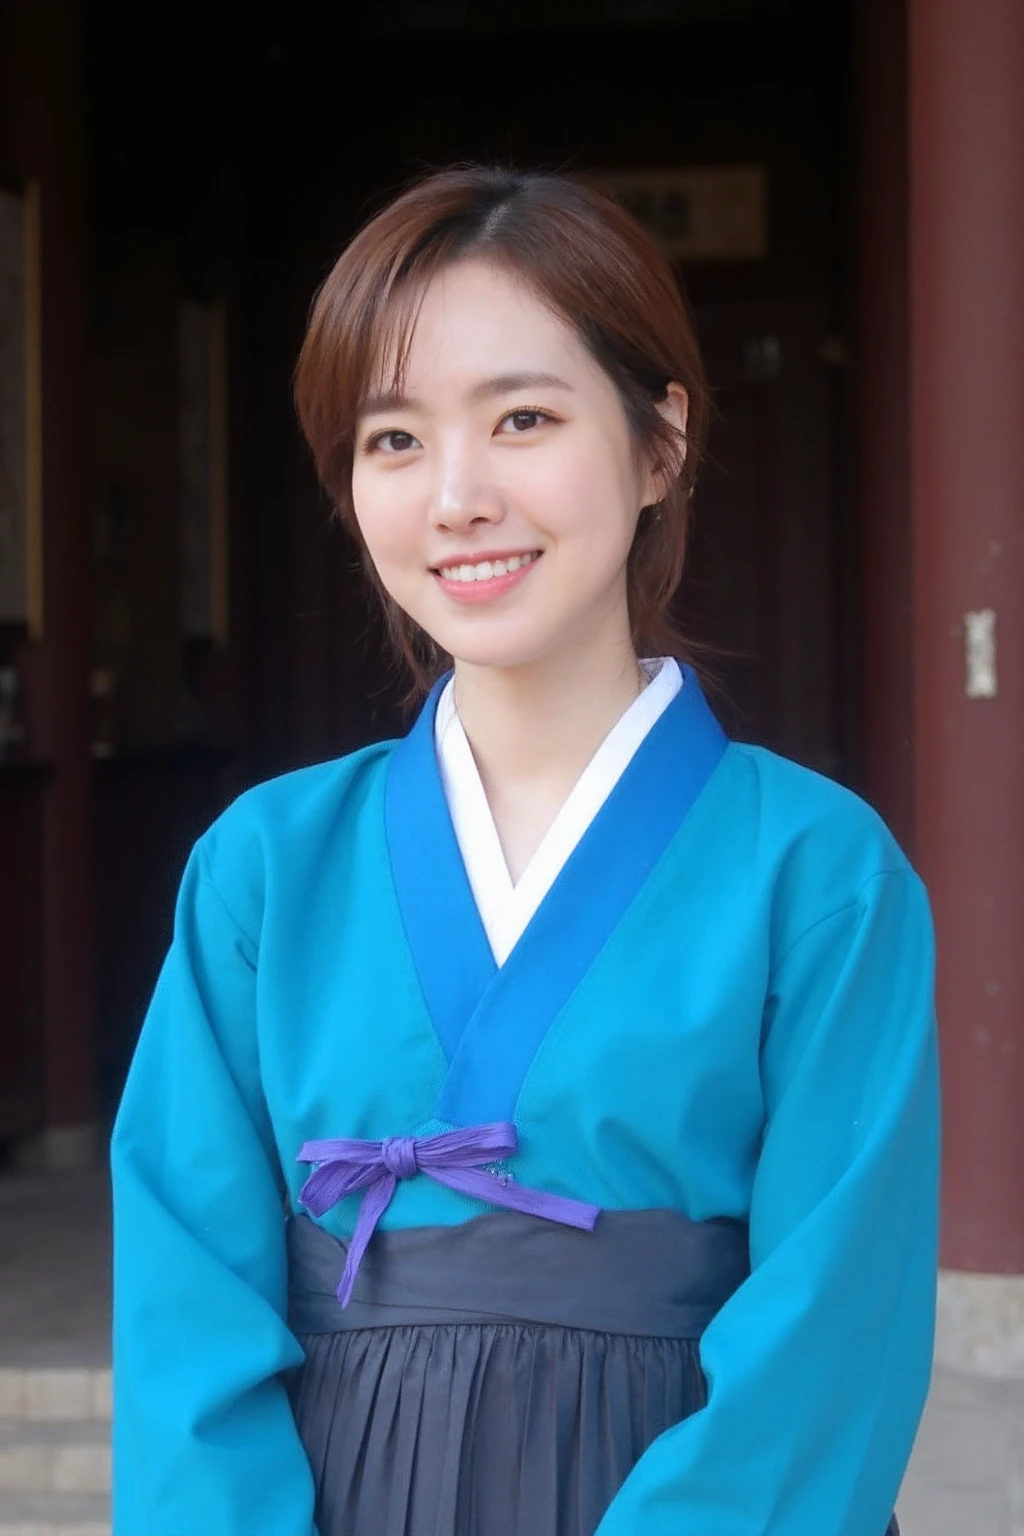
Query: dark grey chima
287 1207 749 1536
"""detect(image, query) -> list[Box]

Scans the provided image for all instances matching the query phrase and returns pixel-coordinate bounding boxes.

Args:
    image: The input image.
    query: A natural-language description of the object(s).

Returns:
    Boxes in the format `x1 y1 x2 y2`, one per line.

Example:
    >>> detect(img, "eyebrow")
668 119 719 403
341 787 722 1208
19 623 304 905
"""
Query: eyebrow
357 371 575 420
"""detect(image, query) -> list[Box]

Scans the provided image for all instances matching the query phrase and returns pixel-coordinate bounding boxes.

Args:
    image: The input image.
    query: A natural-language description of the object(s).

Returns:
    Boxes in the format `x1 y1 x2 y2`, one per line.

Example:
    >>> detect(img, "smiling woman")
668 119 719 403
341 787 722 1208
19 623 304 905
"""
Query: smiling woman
294 166 708 692
112 166 937 1536
345 259 689 702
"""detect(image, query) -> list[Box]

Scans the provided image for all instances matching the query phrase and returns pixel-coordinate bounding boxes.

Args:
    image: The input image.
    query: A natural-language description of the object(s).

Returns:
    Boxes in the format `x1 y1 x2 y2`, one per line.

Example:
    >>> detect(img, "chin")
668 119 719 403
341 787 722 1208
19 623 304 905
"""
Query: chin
440 632 556 674
421 611 550 674
444 646 541 674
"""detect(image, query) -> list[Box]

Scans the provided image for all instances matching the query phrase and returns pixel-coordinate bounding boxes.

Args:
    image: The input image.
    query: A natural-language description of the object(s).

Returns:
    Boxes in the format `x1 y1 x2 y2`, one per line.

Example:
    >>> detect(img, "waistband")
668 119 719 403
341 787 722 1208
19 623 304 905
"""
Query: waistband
288 1207 749 1339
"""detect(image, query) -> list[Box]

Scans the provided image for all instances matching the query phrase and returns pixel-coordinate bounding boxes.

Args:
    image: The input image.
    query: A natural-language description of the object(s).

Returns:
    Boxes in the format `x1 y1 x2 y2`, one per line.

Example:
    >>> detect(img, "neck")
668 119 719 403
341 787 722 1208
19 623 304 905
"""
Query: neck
451 632 647 817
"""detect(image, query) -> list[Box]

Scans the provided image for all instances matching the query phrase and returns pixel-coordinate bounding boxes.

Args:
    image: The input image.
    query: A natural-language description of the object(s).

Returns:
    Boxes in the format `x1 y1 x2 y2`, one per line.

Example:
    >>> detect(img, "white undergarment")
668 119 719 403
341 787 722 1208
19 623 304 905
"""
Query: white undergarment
434 657 682 966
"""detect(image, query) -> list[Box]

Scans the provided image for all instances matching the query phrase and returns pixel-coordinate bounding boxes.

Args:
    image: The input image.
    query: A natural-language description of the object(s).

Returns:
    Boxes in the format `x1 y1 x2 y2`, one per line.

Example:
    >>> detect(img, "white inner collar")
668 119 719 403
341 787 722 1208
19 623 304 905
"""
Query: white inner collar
434 657 683 966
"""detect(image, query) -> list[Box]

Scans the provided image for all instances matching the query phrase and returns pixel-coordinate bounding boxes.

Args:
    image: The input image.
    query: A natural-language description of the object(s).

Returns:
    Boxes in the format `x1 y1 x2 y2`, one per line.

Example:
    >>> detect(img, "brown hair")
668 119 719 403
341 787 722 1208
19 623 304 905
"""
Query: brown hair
294 165 710 694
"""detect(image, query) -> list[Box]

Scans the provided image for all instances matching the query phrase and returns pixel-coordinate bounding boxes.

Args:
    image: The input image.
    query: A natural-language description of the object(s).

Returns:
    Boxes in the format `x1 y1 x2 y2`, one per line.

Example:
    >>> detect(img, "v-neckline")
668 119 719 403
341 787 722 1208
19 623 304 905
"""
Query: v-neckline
384 665 729 1125
434 659 684 965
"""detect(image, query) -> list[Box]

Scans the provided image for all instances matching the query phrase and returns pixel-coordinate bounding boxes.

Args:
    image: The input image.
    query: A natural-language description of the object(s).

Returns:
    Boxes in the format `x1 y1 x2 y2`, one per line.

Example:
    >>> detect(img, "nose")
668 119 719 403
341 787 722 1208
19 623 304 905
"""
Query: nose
428 437 505 533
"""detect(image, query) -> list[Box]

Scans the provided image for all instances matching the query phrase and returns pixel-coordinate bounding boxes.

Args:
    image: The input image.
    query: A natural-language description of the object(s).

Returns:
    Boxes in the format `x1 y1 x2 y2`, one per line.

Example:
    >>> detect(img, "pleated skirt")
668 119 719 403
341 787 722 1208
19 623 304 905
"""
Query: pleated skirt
286 1209 898 1536
287 1207 742 1536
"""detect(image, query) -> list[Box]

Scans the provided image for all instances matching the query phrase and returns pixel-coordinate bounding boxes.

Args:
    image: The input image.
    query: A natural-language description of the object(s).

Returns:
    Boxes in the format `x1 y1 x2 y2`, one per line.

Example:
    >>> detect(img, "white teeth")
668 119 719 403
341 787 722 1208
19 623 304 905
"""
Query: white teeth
439 553 538 583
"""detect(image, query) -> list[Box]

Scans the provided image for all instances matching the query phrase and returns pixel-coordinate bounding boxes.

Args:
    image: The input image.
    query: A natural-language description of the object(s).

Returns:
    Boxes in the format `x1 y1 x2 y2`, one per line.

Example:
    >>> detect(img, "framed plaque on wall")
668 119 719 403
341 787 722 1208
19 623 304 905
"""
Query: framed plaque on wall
591 166 768 262
0 180 43 637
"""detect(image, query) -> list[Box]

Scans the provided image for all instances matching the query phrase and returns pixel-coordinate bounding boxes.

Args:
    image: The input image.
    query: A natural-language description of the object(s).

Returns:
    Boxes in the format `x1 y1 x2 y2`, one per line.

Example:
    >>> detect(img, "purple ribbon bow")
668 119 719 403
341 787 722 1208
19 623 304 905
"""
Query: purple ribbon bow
297 1122 600 1307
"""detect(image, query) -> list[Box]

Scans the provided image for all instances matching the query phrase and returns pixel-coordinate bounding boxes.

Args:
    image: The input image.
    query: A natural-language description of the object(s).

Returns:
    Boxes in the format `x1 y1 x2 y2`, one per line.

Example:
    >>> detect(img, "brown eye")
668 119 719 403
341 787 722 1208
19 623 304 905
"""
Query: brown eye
498 408 551 435
366 429 419 454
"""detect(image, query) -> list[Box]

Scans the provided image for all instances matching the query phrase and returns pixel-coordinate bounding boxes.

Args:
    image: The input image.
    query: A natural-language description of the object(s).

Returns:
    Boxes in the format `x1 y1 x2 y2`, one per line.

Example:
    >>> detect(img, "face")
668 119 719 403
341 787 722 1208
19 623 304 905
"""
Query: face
351 259 674 678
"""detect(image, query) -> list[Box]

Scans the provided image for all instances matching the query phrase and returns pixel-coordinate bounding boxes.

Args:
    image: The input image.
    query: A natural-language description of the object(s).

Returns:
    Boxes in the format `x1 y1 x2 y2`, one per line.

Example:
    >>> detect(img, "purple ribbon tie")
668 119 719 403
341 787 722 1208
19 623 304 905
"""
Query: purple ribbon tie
297 1121 600 1307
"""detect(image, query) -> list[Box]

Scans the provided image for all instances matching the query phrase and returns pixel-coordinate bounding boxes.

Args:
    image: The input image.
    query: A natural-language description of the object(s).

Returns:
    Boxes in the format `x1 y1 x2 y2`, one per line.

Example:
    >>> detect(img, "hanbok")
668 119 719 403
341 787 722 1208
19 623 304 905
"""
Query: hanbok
112 662 935 1535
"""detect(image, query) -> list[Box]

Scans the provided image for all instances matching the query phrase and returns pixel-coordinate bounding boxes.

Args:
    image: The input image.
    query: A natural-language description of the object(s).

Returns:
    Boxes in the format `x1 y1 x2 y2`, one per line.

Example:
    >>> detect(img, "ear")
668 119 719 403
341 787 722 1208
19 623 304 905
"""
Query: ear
641 382 689 506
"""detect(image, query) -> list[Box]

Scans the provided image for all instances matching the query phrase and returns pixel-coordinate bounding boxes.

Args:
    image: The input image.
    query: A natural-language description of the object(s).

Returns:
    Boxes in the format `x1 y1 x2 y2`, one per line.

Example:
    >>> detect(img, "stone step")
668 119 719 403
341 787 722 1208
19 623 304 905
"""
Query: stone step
0 1424 109 1495
0 1376 110 1426
0 1488 109 1536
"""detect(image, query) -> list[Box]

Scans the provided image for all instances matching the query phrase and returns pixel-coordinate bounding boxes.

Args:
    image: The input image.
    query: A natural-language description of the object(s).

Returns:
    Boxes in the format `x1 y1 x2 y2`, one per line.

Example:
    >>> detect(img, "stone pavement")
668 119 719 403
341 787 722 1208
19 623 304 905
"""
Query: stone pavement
1 1168 1022 1534
0 1170 110 1371
0 1171 111 1534
899 1365 1024 1534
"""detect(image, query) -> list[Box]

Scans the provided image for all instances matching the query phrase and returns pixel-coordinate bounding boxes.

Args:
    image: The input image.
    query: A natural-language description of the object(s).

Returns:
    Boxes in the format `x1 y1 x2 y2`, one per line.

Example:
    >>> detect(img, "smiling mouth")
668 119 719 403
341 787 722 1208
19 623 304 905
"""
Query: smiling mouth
433 551 541 584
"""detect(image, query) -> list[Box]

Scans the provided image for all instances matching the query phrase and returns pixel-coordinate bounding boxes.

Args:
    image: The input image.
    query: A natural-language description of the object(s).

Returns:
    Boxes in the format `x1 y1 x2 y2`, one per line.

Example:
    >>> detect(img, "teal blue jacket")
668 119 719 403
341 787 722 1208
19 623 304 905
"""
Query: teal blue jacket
112 673 938 1535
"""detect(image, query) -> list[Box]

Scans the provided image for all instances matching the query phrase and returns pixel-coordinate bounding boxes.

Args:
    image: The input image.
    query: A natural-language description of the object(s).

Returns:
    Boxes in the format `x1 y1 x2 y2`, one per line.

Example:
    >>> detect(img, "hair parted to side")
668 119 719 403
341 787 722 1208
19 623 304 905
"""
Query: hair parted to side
294 164 711 695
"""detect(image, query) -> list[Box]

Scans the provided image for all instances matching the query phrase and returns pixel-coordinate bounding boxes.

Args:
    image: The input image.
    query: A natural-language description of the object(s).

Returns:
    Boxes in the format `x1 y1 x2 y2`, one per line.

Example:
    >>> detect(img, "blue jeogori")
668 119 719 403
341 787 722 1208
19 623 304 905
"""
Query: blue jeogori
112 669 937 1536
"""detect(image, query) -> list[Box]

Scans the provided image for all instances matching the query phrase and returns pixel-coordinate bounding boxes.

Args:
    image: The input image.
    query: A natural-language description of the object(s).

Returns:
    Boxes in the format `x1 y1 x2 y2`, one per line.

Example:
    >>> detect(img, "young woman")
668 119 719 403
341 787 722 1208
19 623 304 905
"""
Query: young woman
112 166 939 1536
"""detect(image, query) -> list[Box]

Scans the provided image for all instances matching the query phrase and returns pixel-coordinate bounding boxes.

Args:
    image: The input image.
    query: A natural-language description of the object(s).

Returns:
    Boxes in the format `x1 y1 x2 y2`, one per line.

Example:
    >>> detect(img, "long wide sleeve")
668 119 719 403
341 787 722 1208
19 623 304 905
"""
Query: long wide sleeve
597 867 940 1536
111 838 318 1536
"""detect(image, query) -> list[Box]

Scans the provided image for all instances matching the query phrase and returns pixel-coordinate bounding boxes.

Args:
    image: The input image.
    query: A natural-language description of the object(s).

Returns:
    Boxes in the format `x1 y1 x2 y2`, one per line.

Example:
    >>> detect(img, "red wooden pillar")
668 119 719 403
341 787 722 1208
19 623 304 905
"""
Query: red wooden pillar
909 0 1024 1273
856 0 913 853
5 0 96 1150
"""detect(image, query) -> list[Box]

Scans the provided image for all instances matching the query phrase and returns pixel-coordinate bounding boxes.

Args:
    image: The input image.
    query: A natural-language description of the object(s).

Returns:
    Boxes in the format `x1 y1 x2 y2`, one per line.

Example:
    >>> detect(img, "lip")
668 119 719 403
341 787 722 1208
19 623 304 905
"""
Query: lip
431 550 542 605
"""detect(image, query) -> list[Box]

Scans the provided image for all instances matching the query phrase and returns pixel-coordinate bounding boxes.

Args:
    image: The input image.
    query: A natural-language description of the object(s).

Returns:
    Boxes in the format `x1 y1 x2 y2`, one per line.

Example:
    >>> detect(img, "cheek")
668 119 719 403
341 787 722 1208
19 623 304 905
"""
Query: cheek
351 471 420 573
528 438 641 548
